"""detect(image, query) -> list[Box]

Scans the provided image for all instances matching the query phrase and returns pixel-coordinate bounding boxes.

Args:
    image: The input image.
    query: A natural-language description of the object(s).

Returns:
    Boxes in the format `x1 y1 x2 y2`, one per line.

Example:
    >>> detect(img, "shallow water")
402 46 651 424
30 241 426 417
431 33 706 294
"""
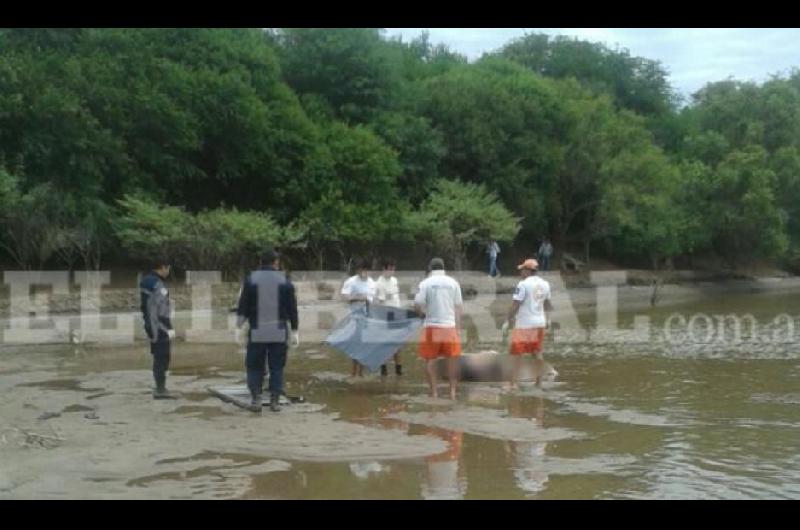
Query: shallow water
1 290 799 499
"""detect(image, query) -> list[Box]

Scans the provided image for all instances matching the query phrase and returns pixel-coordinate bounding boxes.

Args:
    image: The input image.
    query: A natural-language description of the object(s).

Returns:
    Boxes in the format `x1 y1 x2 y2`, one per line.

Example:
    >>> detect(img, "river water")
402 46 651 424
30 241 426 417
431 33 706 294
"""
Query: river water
1 289 798 499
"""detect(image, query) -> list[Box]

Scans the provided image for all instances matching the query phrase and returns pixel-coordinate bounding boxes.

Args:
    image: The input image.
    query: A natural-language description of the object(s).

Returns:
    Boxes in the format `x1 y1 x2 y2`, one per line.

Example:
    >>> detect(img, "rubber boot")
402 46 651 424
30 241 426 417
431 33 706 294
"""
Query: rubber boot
153 377 177 399
380 364 388 377
269 393 281 413
249 393 262 413
395 364 403 376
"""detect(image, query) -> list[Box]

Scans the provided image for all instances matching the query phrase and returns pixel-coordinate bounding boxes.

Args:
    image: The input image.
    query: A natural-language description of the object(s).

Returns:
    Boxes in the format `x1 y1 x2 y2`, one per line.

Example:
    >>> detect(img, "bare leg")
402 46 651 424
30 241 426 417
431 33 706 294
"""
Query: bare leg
532 355 544 388
426 360 438 398
447 357 458 400
510 355 522 390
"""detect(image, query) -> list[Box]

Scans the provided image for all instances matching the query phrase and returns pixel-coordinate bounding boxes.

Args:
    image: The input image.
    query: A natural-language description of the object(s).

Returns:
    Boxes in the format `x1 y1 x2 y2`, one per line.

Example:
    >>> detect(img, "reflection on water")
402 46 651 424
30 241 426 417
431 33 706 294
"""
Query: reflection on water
414 426 465 500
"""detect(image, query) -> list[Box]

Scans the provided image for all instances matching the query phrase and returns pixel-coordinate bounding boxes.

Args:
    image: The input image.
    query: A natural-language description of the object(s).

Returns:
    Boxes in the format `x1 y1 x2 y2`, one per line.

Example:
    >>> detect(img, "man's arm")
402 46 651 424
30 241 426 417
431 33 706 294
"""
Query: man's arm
236 278 250 328
544 298 554 327
413 283 426 317
150 282 172 335
285 282 299 331
507 300 521 327
454 284 464 330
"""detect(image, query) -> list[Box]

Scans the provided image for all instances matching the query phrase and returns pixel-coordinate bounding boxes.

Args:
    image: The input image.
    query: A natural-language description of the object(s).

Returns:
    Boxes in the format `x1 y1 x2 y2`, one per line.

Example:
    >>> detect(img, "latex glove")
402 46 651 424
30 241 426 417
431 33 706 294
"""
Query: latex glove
167 329 177 340
289 330 300 349
234 327 246 344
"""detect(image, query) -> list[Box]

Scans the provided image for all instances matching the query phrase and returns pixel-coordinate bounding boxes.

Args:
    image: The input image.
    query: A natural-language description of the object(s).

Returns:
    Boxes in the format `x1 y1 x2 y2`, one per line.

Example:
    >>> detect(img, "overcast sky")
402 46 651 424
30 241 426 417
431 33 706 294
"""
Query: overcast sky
385 28 800 98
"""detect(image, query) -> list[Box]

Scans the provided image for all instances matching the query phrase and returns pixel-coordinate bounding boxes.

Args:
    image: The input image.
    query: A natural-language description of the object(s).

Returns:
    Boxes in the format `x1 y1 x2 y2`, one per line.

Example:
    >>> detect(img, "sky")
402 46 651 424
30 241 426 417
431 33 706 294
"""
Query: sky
385 28 800 99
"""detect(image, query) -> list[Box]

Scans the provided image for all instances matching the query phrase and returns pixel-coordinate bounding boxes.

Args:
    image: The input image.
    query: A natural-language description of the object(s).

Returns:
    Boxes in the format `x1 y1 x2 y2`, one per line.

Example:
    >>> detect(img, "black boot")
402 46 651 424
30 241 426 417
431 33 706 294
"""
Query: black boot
395 364 403 376
249 393 262 413
153 377 177 399
380 364 388 377
269 393 281 412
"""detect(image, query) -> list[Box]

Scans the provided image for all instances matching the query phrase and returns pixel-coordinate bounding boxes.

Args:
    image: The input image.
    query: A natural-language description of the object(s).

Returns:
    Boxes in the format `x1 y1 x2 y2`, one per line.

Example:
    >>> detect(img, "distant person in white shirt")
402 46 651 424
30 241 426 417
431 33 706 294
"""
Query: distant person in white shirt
375 258 403 377
501 258 553 389
414 257 463 400
341 259 377 378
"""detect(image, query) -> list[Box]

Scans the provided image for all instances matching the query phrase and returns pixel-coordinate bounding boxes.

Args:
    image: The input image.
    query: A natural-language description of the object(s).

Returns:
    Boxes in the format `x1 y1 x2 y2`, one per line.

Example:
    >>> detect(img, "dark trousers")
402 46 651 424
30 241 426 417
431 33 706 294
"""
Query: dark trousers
540 255 550 271
150 335 171 390
246 341 288 398
488 255 498 277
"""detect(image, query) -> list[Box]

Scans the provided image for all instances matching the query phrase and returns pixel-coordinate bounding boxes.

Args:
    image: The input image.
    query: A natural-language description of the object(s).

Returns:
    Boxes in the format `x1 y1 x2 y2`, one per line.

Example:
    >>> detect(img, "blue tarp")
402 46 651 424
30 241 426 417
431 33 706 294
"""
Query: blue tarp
323 304 422 372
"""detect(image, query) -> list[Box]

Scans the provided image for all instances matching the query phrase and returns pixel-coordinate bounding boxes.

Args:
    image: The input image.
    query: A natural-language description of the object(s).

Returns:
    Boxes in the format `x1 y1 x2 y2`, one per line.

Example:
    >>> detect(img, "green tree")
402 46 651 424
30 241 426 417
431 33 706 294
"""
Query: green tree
707 147 788 264
409 179 521 270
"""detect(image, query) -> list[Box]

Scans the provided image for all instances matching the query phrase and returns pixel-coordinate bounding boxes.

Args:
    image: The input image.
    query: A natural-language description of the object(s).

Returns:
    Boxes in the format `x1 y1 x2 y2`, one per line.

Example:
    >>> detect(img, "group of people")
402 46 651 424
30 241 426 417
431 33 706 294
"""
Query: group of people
139 247 554 412
486 237 553 277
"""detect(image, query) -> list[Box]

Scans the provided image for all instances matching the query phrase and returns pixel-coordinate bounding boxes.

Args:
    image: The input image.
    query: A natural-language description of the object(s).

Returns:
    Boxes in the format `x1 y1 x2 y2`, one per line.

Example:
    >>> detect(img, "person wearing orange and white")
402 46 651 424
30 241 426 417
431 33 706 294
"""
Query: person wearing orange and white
414 257 463 400
501 258 553 390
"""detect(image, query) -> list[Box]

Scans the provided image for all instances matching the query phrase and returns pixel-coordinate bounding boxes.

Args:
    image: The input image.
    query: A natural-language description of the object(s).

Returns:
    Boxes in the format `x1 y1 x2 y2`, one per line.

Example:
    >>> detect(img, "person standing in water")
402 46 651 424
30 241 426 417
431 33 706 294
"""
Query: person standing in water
414 257 463 400
501 258 553 389
375 258 403 377
341 259 377 377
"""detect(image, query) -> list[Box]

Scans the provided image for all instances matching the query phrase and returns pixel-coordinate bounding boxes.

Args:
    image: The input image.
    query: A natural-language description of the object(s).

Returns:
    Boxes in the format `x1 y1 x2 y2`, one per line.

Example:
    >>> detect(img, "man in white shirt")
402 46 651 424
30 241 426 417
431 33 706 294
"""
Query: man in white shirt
341 259 377 377
375 258 404 377
501 258 553 389
414 257 463 399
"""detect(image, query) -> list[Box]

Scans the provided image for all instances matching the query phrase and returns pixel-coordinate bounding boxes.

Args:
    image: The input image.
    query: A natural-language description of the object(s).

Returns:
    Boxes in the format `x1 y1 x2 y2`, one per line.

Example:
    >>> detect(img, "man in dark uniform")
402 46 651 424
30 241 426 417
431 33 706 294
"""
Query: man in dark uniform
139 258 177 399
236 249 299 413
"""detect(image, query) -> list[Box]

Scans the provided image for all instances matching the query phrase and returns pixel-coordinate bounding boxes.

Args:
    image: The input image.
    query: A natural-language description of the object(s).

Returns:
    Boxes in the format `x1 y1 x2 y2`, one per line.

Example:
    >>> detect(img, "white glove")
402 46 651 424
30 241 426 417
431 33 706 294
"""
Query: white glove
290 330 300 349
234 327 246 344
167 329 177 340
500 321 510 334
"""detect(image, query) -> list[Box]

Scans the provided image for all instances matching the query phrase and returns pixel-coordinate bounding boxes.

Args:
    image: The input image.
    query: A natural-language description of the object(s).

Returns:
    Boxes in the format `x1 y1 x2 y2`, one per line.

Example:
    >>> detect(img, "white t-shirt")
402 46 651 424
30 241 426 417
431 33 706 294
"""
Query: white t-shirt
341 275 376 304
512 275 551 329
414 270 463 328
375 275 401 307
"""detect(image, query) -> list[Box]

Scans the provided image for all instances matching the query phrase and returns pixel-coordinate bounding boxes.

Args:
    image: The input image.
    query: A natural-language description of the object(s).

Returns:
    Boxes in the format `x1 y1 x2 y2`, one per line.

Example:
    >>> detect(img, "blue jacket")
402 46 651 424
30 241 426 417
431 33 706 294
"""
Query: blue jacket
140 271 172 342
236 266 298 343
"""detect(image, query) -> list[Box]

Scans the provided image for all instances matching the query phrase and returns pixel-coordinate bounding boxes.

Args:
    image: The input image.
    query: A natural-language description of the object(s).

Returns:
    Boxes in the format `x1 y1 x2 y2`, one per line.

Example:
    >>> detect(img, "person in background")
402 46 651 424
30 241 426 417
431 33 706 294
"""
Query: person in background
537 237 553 272
375 258 403 377
487 239 501 278
139 258 177 399
501 258 553 390
341 259 377 378
236 249 299 413
414 257 463 400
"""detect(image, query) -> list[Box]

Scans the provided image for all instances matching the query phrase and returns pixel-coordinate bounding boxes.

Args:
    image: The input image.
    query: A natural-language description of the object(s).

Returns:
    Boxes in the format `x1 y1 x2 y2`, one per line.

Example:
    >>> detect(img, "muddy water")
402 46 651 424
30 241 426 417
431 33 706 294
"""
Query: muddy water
1 290 799 499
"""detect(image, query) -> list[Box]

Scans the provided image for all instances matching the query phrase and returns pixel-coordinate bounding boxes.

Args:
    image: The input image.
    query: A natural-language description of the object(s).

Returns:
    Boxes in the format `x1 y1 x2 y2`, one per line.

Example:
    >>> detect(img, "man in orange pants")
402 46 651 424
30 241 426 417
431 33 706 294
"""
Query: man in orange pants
501 258 553 389
414 258 463 400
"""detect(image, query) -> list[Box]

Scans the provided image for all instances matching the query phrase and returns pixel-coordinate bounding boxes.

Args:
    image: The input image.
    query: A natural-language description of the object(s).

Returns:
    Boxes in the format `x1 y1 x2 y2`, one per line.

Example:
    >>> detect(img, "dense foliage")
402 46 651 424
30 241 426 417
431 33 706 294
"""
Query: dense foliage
1 28 797 272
